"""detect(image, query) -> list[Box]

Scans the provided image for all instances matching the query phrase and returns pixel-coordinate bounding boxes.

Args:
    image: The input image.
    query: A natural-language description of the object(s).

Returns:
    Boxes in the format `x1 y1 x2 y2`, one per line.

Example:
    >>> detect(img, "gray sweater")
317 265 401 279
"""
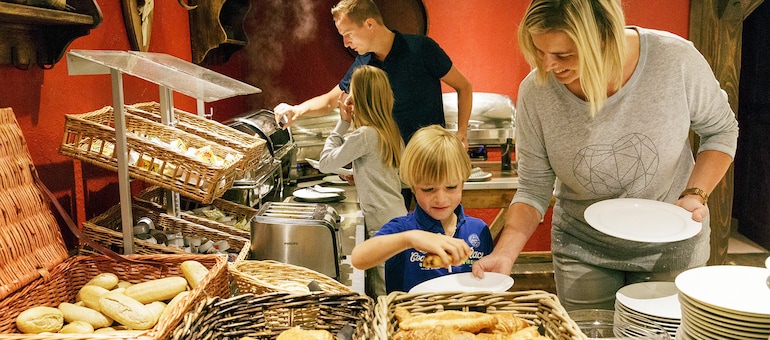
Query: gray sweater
512 27 739 272
319 120 407 230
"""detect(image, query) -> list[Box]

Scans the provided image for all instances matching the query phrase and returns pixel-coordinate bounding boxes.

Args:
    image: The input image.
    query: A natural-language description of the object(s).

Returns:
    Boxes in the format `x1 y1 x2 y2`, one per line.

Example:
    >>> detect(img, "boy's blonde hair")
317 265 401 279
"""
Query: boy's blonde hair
331 0 384 26
400 125 471 187
350 65 403 169
518 0 626 116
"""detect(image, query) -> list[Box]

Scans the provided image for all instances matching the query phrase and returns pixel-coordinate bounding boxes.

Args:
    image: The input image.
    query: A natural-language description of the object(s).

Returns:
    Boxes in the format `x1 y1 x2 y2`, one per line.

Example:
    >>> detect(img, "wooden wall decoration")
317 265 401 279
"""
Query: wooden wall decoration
688 0 764 265
121 0 153 52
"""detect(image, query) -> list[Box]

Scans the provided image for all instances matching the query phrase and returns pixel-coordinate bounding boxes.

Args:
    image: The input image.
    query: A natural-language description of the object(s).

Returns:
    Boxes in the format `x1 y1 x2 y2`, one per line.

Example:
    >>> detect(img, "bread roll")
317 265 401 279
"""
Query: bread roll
77 285 110 310
276 326 334 340
59 320 94 334
180 260 209 289
85 273 119 290
397 310 497 333
98 292 156 330
15 306 64 334
58 302 113 329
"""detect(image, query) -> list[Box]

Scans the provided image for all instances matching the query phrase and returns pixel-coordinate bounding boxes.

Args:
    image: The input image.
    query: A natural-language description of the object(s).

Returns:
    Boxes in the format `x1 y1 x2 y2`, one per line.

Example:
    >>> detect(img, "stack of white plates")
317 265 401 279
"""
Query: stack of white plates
675 265 770 340
615 281 681 339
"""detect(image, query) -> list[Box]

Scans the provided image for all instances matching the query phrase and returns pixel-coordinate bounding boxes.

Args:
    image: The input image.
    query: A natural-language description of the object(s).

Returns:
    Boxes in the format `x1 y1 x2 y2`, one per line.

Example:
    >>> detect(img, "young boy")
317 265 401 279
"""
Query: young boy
350 125 494 293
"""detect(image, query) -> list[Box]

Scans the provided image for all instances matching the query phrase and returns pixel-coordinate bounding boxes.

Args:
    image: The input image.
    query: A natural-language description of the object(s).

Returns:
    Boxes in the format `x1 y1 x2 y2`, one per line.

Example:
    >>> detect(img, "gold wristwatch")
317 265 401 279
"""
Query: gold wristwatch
679 187 708 205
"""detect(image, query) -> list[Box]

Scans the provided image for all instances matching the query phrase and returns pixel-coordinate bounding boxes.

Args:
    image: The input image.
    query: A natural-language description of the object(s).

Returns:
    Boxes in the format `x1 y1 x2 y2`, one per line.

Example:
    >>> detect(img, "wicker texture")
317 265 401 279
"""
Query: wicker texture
374 290 587 340
59 106 243 203
126 102 266 175
230 260 355 295
82 200 249 255
0 108 70 301
135 186 252 240
171 292 373 340
0 253 229 339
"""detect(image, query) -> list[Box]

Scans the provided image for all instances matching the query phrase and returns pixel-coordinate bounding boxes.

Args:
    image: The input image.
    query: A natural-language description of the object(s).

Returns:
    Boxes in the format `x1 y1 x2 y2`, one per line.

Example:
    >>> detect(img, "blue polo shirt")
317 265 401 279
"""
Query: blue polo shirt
339 31 453 143
374 204 494 293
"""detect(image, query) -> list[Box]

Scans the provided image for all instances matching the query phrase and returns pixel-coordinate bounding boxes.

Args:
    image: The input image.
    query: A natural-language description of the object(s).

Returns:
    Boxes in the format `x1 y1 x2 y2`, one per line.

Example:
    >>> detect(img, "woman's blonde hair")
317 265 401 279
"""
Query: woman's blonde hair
518 0 626 116
400 125 471 187
331 0 384 25
350 65 403 168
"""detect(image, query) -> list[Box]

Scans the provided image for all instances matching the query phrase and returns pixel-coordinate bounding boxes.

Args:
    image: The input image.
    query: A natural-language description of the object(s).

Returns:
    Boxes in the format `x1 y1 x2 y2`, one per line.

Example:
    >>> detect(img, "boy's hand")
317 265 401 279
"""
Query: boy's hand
410 231 471 269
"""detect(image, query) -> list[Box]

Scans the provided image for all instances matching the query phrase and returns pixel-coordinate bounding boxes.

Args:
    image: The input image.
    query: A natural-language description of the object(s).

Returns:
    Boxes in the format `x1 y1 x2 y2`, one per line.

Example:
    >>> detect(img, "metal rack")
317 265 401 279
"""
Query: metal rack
65 50 261 253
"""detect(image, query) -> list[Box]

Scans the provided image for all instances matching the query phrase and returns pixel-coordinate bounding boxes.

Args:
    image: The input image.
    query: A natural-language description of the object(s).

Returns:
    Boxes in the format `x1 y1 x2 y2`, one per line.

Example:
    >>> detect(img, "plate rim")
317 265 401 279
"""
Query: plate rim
584 198 701 242
408 272 513 294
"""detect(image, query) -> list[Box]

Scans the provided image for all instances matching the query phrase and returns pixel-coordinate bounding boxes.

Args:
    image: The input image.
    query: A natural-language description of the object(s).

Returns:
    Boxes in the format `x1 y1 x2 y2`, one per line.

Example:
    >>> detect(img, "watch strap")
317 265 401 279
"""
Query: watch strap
679 187 708 205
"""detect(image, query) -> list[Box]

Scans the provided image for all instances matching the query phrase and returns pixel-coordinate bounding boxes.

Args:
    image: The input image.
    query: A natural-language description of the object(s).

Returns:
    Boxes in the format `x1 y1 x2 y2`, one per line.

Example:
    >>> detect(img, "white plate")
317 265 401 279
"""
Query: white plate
310 185 345 194
467 172 492 182
408 272 513 294
292 188 340 200
616 281 681 319
305 158 353 176
322 175 349 185
584 198 701 242
675 265 770 316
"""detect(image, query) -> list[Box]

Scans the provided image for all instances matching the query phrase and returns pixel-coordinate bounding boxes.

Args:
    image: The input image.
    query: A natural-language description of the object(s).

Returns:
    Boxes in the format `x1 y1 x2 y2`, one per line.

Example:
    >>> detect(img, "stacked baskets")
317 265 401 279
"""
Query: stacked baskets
0 107 231 339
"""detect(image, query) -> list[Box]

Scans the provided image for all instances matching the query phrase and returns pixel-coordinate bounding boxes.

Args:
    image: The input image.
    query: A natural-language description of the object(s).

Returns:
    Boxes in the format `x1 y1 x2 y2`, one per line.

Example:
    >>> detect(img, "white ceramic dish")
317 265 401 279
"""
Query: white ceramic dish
675 265 770 316
408 272 513 294
584 198 701 242
616 281 681 319
322 175 349 185
292 188 343 203
305 158 353 176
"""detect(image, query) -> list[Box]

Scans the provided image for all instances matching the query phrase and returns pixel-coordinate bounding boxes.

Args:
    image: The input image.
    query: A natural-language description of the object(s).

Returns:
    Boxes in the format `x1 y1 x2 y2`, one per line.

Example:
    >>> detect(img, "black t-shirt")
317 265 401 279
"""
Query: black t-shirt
339 31 453 143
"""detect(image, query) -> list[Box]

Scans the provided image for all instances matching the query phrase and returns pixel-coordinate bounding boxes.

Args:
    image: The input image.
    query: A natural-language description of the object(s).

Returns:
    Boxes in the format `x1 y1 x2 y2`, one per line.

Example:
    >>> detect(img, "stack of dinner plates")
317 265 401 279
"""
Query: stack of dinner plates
615 281 681 339
675 265 770 340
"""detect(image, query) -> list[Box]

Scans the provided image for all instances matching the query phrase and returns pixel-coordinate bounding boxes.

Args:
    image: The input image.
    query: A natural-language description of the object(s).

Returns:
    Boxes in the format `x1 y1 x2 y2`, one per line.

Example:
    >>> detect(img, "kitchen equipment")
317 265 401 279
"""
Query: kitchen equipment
222 109 295 207
443 92 516 146
250 202 342 279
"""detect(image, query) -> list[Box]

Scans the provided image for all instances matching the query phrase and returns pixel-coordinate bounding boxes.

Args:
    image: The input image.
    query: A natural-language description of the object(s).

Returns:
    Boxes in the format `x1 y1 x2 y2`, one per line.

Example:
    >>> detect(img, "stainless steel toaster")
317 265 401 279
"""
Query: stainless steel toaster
250 202 341 279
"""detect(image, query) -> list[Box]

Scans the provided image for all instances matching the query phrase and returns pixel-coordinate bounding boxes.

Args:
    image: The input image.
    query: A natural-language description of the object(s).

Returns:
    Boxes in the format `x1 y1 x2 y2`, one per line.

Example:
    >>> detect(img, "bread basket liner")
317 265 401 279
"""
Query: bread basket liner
373 290 588 340
0 107 230 339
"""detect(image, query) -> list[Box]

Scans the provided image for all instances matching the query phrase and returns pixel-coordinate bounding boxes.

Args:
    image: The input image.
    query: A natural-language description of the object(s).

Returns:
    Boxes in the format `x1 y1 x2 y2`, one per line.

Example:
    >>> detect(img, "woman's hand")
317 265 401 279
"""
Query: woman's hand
675 195 709 222
337 92 353 123
472 253 515 279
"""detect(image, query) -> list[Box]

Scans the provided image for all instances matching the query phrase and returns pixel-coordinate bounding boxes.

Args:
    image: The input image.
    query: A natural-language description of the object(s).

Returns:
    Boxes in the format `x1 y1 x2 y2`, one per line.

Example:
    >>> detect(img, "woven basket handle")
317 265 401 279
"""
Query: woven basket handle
31 165 168 271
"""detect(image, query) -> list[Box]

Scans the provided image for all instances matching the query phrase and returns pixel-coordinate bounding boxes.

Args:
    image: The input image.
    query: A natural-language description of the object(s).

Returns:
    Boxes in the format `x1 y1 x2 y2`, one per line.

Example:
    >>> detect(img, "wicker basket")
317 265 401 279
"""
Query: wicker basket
373 290 587 340
82 200 249 256
135 185 252 240
171 292 374 340
229 260 355 295
126 102 266 175
0 107 231 339
59 106 243 204
0 253 230 339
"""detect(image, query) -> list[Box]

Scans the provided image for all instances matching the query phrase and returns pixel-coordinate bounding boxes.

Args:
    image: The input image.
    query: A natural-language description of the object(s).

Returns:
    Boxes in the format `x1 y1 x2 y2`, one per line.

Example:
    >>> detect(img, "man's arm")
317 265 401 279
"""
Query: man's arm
273 85 345 127
441 65 473 147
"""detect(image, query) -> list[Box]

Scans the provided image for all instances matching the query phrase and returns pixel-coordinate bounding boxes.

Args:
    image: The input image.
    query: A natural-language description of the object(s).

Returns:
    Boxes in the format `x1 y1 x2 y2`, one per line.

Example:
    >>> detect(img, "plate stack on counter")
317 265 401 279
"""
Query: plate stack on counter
674 265 770 340
615 281 681 339
293 185 346 203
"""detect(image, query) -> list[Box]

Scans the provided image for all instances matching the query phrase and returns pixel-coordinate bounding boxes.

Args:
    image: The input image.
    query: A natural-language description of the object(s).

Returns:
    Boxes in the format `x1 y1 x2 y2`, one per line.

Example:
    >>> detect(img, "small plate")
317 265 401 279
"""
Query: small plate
292 188 342 203
584 198 701 242
305 158 353 176
323 175 349 185
616 281 681 319
408 272 513 294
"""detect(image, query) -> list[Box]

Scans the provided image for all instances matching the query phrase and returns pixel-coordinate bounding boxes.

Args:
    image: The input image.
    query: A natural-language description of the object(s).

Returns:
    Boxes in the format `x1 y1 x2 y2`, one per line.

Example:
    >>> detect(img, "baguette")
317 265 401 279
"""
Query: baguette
58 302 113 329
124 276 188 304
180 260 209 289
98 292 156 330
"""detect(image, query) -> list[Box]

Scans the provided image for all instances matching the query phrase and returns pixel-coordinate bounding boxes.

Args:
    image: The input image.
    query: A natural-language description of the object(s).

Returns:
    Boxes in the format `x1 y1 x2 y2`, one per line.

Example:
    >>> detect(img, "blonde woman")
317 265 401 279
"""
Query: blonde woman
474 0 739 311
318 65 406 297
351 125 494 294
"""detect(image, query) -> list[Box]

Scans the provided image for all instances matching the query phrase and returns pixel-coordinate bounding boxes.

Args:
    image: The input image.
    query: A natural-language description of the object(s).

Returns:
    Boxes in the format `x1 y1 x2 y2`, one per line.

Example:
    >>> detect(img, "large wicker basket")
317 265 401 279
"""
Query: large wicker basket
126 102 266 175
59 106 243 204
374 290 587 340
81 199 249 256
229 260 355 295
0 107 231 339
171 292 374 340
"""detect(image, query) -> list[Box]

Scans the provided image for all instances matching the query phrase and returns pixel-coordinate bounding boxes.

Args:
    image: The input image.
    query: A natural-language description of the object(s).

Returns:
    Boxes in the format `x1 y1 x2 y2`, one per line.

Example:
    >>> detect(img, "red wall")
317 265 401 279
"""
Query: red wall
0 0 690 242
